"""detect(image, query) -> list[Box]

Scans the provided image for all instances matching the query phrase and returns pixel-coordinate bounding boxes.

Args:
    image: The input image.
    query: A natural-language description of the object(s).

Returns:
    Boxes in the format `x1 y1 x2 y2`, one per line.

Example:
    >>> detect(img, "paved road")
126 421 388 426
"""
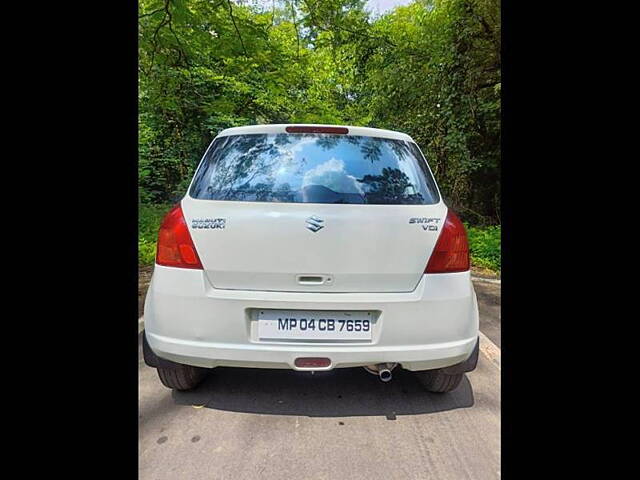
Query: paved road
139 280 500 479
474 280 501 348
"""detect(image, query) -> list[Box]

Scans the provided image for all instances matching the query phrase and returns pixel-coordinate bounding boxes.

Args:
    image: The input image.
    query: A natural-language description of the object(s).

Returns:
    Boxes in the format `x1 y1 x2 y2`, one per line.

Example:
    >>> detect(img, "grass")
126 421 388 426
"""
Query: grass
139 203 172 266
466 224 501 274
139 204 501 275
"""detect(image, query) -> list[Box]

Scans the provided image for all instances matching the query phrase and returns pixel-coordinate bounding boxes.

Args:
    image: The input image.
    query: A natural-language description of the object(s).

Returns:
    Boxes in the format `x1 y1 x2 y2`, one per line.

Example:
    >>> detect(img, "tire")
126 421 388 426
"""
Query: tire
415 369 464 393
156 363 208 391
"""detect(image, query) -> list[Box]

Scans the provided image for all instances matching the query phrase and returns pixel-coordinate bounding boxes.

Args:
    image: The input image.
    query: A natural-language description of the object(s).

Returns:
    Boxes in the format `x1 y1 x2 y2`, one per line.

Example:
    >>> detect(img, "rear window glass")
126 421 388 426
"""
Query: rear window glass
189 133 440 205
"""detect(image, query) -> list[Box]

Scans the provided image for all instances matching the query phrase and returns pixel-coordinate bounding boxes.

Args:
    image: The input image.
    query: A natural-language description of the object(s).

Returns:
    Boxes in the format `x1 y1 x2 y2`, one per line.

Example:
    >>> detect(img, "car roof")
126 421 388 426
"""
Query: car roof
216 124 414 142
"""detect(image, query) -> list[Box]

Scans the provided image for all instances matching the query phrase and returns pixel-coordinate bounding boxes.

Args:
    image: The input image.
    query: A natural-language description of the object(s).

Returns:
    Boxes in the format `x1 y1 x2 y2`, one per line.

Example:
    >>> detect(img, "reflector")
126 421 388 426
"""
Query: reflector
294 357 331 368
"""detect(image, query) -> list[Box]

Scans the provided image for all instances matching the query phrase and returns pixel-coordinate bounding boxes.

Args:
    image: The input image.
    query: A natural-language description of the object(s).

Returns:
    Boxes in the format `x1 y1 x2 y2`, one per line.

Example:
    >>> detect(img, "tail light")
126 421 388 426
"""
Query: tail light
425 209 470 273
156 205 203 269
285 126 349 134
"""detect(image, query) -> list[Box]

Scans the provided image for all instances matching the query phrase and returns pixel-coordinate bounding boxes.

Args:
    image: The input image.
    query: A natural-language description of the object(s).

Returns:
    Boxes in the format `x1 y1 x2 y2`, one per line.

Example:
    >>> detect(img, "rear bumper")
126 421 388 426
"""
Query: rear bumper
144 266 479 372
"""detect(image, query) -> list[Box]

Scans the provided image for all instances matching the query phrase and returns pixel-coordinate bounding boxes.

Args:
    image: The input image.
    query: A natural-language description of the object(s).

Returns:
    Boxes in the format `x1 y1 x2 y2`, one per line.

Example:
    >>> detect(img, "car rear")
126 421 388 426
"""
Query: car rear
143 124 479 391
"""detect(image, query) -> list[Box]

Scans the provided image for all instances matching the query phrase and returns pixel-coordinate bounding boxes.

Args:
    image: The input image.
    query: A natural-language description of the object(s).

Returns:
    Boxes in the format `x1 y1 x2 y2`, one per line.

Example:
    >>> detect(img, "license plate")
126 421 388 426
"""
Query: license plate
257 310 373 341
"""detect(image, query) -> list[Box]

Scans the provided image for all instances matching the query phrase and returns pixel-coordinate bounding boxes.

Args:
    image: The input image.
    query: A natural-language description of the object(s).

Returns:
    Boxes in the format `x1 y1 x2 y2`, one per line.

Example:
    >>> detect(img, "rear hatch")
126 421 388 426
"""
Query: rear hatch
183 128 446 293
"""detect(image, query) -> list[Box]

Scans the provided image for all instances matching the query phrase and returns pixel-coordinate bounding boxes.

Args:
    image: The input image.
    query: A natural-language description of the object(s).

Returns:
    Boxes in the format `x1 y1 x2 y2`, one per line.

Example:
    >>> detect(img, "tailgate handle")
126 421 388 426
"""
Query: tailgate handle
296 275 332 285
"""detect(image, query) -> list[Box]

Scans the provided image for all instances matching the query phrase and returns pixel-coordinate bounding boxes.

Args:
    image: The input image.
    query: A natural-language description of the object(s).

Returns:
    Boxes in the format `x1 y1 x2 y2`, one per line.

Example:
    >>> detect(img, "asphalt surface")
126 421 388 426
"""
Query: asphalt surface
474 281 501 348
139 280 501 479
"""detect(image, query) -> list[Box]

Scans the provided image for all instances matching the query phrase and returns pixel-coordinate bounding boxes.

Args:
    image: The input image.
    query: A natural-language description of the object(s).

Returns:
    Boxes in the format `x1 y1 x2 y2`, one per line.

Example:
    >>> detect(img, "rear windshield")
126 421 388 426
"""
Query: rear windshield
189 133 440 205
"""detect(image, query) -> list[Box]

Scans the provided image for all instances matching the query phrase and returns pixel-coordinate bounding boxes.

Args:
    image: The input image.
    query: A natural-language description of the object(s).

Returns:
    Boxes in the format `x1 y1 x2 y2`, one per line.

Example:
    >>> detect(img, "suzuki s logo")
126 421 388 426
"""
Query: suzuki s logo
306 215 324 232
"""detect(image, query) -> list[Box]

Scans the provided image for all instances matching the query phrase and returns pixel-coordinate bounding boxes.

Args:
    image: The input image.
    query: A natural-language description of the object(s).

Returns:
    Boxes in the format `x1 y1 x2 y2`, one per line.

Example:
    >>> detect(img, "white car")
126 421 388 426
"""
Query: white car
143 124 479 393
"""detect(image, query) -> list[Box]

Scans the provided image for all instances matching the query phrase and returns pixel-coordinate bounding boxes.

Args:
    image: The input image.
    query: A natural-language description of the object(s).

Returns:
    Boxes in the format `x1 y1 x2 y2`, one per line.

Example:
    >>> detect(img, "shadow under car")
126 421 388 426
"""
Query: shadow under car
171 366 474 418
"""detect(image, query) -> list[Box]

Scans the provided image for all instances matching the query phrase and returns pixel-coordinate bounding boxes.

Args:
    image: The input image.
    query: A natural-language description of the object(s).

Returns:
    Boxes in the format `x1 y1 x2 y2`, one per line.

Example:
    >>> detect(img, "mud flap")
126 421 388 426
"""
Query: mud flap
441 336 479 374
142 330 183 370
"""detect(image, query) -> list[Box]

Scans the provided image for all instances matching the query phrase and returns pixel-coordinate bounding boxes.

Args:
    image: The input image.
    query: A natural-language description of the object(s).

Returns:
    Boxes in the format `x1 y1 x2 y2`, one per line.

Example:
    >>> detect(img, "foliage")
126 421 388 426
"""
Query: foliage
139 0 500 223
359 0 501 223
139 203 172 265
466 223 501 272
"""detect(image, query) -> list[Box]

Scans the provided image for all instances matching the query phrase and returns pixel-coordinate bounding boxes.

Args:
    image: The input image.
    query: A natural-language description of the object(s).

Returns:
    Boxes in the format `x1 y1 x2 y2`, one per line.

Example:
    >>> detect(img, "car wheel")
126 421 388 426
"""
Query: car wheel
414 369 463 393
156 364 208 391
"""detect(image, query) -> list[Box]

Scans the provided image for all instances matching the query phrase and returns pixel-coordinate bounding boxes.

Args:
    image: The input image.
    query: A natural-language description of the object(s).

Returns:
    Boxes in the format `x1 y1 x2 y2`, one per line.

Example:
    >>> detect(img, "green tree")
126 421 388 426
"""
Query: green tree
138 0 501 224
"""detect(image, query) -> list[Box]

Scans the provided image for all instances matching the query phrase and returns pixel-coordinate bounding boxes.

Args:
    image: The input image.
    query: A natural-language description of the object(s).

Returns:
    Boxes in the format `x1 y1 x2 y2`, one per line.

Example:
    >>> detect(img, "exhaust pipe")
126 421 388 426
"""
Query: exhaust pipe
364 363 397 382
378 368 392 382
